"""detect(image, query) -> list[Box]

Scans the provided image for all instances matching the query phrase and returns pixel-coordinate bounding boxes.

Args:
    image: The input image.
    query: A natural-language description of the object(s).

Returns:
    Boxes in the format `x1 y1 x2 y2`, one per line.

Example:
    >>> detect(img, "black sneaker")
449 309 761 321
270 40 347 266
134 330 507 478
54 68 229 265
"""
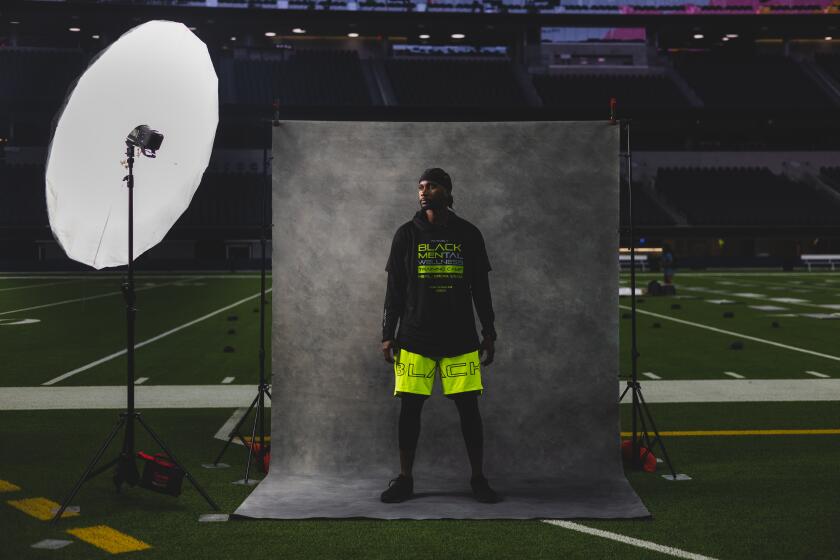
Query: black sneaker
471 475 501 503
381 474 414 503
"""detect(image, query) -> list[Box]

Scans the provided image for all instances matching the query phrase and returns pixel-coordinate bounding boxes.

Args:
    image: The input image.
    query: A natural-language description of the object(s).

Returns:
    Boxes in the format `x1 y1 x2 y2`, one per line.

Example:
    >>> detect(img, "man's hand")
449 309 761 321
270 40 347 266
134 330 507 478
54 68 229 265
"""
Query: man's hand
479 337 495 366
382 339 397 364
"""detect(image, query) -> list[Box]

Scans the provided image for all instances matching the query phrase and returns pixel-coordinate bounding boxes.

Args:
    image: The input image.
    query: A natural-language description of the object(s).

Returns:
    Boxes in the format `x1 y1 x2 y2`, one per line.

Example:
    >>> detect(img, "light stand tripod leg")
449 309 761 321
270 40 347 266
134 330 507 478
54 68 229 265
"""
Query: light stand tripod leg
258 390 266 470
242 392 263 484
632 393 655 466
135 414 219 510
619 383 631 401
112 412 140 491
637 387 677 478
212 393 261 466
85 455 120 481
51 416 126 523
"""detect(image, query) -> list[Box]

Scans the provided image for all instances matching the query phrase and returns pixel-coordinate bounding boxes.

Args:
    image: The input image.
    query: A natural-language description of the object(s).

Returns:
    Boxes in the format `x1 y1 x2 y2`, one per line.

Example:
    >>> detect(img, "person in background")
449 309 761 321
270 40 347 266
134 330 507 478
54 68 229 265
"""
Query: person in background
662 243 675 285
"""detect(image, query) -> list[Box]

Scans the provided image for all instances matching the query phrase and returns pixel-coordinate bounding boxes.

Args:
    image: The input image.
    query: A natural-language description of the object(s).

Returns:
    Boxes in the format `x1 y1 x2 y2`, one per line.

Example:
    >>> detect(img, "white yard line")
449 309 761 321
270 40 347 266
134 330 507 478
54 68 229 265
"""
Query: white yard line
619 305 840 362
0 386 270 410
0 280 81 292
723 371 745 379
543 521 718 560
680 280 840 307
679 285 828 310
134 377 149 385
0 291 127 316
214 407 249 442
0 274 267 280
805 370 830 378
41 289 272 386
0 276 115 280
0 280 185 316
618 379 840 402
4 379 840 409
620 272 840 277
642 372 662 380
221 377 235 384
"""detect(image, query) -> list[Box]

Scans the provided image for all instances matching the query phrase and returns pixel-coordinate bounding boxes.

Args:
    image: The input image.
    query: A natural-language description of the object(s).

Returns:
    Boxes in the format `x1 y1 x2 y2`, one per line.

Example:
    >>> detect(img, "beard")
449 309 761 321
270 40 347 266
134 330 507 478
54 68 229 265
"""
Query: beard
420 197 446 210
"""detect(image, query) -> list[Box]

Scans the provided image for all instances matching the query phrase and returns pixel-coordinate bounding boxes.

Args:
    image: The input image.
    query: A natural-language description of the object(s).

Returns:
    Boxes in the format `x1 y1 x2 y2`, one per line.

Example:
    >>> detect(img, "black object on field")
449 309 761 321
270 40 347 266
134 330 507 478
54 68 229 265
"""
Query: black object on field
771 321 780 328
652 322 661 328
723 311 735 318
227 315 238 321
730 341 744 350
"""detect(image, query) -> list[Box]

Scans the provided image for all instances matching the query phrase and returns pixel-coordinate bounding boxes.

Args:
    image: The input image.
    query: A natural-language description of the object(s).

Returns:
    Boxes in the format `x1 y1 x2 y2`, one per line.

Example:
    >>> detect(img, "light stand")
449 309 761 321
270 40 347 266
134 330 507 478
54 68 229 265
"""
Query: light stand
617 118 677 477
209 118 272 485
52 140 219 522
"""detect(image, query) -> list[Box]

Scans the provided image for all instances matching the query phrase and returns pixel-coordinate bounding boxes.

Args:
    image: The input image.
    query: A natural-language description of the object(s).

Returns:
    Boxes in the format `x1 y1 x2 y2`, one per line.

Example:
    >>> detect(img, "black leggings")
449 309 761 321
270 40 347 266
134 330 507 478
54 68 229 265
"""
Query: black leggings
398 393 483 450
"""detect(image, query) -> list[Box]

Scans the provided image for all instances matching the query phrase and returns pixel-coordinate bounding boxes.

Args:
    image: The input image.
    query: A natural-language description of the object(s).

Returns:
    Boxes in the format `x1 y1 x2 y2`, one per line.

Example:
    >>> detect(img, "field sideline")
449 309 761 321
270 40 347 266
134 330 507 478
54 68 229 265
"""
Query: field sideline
1 270 838 559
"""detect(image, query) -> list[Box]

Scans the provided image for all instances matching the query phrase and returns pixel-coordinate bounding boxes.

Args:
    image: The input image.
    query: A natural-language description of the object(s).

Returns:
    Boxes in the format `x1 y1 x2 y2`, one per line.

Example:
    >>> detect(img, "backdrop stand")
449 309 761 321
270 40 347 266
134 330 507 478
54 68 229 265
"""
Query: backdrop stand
617 117 677 478
208 110 274 484
52 143 219 523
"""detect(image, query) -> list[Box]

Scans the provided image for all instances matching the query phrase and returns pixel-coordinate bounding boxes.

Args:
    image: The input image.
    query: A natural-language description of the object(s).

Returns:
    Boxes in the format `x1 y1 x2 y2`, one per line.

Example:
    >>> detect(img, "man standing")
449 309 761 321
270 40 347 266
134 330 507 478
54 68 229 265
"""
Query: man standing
380 167 500 504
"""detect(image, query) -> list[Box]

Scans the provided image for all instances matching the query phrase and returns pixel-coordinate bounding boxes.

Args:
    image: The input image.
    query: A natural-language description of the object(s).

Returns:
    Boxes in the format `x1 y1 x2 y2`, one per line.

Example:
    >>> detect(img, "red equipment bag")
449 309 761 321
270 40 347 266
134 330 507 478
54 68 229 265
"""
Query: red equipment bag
247 441 271 474
621 440 657 473
136 451 185 496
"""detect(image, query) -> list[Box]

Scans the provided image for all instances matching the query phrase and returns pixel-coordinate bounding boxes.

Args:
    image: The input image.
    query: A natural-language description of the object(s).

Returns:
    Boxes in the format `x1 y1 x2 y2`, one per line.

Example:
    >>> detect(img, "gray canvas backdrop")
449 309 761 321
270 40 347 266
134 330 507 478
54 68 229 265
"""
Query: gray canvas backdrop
234 120 647 519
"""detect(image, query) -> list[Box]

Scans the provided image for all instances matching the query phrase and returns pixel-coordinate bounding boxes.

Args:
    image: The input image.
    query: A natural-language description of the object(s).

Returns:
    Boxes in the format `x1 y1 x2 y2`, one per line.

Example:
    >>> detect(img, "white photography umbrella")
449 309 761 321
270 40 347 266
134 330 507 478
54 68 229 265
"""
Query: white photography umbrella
46 20 218 269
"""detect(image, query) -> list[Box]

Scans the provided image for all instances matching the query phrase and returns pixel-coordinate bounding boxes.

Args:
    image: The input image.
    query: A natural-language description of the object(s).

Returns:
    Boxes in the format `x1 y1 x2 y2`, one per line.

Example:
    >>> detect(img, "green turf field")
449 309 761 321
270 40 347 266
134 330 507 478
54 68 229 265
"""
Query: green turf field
1 271 838 559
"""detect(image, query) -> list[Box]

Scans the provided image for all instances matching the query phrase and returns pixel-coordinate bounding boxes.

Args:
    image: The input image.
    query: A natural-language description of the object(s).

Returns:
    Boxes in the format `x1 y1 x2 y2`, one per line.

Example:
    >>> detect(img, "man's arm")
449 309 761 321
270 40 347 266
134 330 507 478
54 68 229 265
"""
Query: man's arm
382 230 406 362
382 267 405 343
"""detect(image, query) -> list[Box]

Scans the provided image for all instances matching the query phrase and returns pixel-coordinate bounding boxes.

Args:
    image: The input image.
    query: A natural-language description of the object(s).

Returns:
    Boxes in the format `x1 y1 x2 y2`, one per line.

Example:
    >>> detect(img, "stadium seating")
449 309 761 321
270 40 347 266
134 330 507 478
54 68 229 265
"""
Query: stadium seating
818 166 840 194
671 53 833 110
620 182 677 227
0 164 267 230
655 166 840 226
532 73 689 114
814 54 840 85
175 171 267 227
228 49 371 106
384 59 527 106
0 48 89 113
0 164 49 227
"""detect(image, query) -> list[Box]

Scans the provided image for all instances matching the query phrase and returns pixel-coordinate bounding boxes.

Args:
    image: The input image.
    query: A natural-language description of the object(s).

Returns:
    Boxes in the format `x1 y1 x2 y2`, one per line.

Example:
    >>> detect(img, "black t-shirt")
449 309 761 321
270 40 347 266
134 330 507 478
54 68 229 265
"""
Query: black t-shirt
382 210 496 357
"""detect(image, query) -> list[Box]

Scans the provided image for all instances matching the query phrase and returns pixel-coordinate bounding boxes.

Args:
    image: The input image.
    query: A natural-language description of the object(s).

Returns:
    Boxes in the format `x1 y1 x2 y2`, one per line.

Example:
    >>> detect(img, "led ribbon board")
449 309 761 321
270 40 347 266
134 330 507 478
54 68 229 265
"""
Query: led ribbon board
46 20 218 269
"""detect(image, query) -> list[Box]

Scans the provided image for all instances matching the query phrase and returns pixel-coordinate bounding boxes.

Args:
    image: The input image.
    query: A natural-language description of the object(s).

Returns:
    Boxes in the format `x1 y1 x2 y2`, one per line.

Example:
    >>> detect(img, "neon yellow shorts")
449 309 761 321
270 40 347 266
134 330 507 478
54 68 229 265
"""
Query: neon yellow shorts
394 347 483 397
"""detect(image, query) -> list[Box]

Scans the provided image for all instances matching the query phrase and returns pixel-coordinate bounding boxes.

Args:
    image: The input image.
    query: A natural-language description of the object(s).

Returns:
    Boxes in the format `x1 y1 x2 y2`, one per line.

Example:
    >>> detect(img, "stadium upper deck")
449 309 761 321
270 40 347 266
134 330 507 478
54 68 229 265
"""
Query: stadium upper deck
25 0 838 15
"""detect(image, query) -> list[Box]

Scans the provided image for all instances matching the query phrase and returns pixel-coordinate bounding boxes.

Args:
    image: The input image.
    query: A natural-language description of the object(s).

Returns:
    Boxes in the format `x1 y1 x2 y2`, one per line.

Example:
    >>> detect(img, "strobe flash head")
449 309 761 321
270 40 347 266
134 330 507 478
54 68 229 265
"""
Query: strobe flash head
126 125 164 157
